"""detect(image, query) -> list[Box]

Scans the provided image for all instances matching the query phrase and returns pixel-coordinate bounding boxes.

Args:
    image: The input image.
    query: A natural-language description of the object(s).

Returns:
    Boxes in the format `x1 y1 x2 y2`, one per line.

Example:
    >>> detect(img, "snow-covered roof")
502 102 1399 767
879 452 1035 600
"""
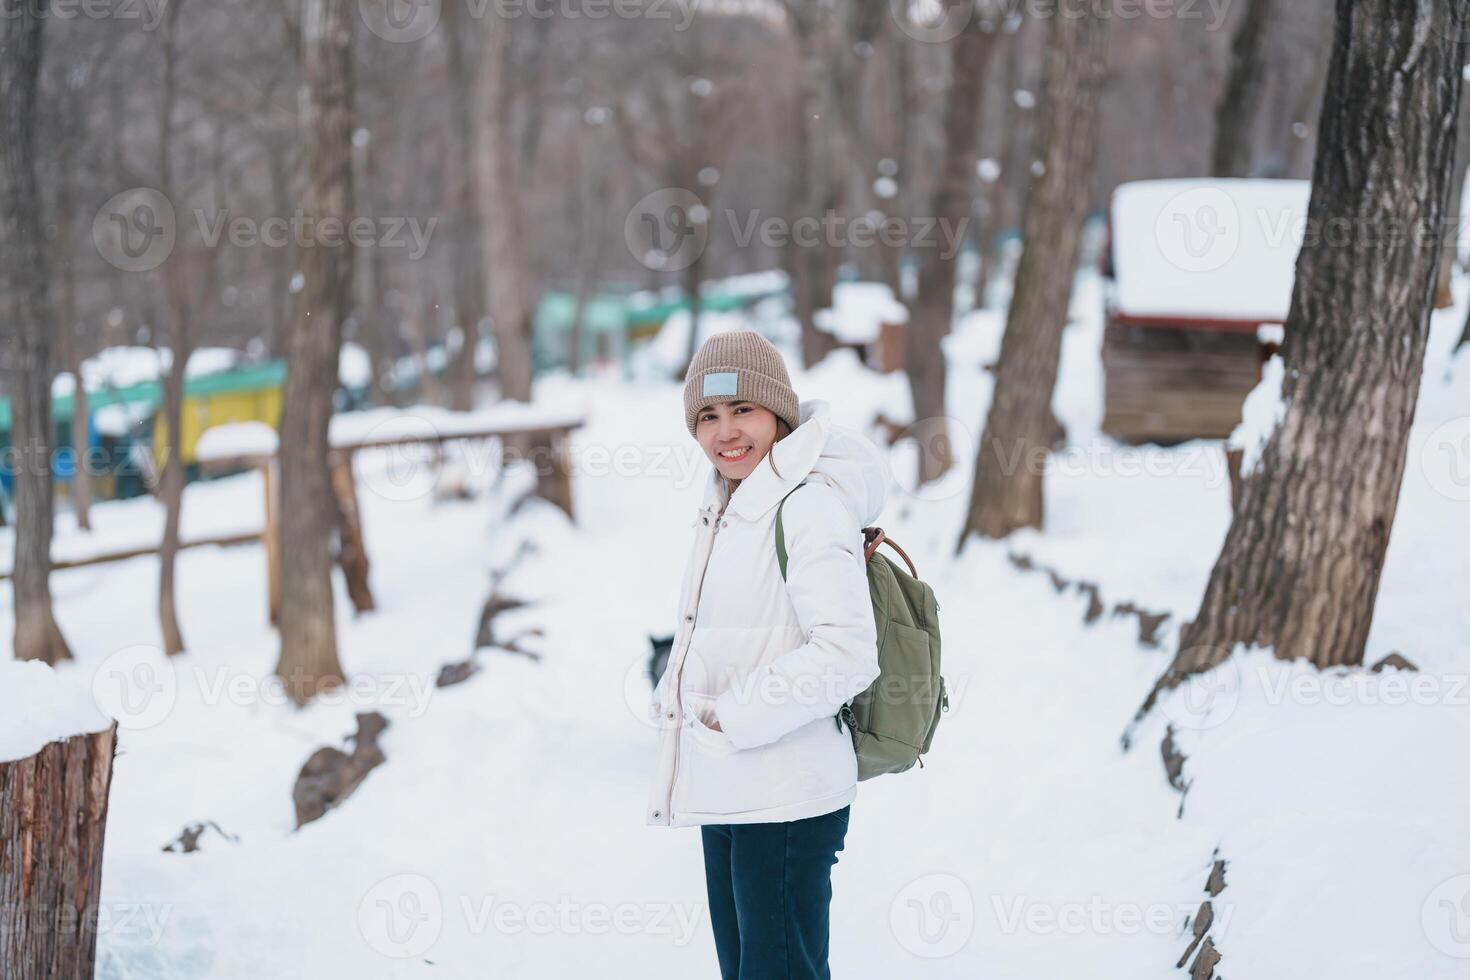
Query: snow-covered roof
1109 178 1311 324
196 421 281 463
814 282 909 344
0 660 113 764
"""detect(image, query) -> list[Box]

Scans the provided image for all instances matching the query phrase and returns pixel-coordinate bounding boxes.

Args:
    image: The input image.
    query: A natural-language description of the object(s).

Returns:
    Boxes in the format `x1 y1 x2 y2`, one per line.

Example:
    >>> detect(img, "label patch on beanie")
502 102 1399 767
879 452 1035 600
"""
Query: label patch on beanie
702 372 739 397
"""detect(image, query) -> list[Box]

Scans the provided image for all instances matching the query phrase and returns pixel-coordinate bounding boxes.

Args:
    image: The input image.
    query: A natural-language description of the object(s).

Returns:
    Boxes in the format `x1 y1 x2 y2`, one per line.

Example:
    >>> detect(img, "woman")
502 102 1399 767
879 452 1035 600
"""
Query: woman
646 329 889 980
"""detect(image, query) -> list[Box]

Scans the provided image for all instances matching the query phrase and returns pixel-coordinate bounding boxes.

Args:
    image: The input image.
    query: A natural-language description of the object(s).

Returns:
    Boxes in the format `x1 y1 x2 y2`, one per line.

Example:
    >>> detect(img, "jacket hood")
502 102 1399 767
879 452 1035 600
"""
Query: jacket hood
701 398 889 527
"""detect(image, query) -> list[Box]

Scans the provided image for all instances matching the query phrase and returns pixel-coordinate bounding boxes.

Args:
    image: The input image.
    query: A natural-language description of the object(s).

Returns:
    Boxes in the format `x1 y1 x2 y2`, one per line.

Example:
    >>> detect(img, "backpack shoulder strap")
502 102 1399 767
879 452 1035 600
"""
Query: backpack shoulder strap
774 484 805 581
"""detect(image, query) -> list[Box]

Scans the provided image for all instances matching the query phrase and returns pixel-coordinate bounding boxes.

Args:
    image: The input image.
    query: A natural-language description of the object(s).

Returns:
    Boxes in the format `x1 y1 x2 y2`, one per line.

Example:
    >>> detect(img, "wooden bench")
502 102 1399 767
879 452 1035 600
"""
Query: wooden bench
198 416 584 623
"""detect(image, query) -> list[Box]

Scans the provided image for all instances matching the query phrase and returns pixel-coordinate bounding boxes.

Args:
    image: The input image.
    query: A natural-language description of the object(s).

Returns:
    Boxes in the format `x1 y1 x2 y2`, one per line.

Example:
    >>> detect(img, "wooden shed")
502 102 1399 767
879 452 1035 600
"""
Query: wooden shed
1101 178 1310 444
0 358 290 504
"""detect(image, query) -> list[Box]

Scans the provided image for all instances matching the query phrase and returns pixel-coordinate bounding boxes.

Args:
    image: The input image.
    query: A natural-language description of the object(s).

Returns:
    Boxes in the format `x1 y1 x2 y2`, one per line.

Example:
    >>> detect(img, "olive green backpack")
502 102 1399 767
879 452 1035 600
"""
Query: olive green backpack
776 487 948 780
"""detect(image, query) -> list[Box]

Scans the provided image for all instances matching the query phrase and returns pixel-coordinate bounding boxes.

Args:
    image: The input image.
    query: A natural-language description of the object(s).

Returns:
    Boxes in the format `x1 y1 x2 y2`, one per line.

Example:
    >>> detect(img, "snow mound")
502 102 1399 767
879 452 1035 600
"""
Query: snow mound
0 660 113 764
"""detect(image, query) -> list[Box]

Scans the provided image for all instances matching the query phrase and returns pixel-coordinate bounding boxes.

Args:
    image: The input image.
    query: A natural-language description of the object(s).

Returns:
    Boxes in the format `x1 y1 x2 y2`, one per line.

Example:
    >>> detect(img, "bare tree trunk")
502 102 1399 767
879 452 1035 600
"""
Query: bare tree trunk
158 347 188 656
568 138 610 376
960 4 1108 542
2 0 72 665
680 244 708 376
351 130 396 406
1436 59 1470 309
329 451 374 613
475 19 534 404
266 148 295 357
1145 0 1463 706
1283 7 1334 179
444 0 487 412
54 113 92 533
905 11 1001 485
1210 0 1274 177
976 26 1026 310
0 725 117 980
157 0 188 658
275 0 354 705
63 332 92 532
399 284 443 405
784 2 842 369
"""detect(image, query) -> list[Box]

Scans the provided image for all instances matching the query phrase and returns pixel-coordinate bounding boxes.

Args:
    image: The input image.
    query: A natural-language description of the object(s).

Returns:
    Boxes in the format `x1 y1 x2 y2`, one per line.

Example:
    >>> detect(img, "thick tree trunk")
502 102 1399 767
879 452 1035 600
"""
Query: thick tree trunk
444 0 487 412
0 726 117 980
275 0 354 705
1210 0 1274 178
960 6 1108 542
2 0 72 665
905 13 1000 485
474 19 534 404
1149 0 1462 701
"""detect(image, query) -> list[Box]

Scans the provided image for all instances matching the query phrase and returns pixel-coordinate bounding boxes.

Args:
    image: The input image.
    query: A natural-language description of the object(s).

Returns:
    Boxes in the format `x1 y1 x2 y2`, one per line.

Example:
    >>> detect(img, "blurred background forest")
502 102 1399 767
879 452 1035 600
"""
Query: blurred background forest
4 1 1470 978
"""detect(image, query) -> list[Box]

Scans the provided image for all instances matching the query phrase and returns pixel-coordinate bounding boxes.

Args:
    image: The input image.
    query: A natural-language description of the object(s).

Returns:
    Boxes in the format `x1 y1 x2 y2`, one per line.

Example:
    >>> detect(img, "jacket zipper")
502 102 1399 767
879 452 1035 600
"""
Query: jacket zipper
667 507 725 824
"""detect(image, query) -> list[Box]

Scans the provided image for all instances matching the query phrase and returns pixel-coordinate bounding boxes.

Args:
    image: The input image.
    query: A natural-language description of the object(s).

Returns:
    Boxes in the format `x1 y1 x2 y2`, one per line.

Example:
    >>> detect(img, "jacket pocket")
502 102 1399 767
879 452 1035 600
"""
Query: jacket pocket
679 715 856 816
683 693 737 754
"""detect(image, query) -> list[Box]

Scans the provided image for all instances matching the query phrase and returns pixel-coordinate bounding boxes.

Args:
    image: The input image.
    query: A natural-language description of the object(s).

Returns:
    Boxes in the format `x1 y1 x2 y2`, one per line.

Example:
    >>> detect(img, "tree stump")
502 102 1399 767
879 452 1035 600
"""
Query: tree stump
0 725 118 980
292 712 389 829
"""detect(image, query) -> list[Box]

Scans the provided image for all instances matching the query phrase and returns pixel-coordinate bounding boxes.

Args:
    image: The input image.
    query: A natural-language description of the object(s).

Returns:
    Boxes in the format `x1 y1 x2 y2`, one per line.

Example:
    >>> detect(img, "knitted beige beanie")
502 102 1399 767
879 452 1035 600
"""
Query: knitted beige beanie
683 329 800 436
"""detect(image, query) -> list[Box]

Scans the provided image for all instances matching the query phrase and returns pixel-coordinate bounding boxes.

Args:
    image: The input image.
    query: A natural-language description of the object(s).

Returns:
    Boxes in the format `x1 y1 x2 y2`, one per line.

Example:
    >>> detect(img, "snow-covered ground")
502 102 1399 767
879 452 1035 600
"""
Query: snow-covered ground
3 269 1468 978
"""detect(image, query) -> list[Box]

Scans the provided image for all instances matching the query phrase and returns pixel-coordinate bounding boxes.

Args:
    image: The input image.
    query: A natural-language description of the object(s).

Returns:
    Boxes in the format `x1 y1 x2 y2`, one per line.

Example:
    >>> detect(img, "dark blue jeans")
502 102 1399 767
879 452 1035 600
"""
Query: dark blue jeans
699 805 850 980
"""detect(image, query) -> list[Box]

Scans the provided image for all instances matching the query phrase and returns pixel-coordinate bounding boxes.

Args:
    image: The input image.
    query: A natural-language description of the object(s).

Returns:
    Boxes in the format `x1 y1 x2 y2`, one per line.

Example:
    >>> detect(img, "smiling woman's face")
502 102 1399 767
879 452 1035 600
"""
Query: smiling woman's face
695 401 779 480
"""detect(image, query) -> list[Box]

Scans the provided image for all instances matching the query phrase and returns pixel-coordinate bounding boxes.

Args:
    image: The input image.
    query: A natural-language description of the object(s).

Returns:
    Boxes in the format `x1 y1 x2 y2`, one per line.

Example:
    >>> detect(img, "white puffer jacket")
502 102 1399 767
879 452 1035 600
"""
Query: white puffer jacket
646 398 889 827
